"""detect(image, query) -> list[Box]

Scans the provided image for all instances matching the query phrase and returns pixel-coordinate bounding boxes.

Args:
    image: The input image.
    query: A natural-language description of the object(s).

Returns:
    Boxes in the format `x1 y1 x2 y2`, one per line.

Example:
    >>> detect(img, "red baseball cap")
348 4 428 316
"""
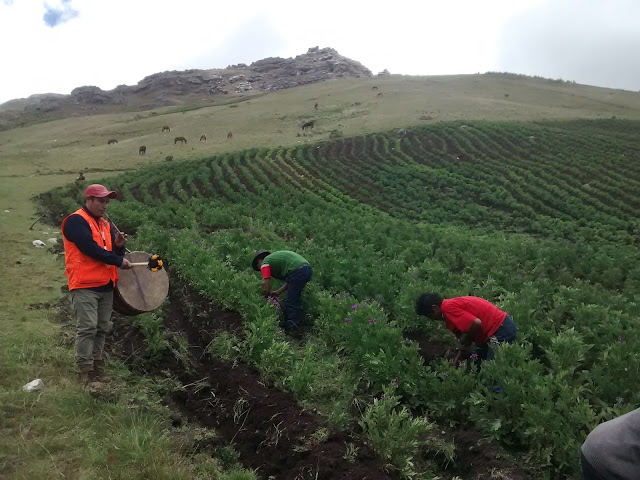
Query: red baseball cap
84 184 118 199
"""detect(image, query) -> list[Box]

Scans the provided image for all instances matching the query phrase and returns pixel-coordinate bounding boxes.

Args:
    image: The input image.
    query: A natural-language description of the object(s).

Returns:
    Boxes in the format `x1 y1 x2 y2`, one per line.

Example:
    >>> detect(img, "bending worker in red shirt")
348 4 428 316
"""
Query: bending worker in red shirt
415 293 517 364
61 184 132 384
252 250 312 336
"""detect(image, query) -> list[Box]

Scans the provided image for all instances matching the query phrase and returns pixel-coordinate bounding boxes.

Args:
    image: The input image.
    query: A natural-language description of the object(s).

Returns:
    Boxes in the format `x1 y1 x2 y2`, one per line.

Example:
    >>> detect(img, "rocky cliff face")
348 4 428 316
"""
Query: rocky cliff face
0 47 372 130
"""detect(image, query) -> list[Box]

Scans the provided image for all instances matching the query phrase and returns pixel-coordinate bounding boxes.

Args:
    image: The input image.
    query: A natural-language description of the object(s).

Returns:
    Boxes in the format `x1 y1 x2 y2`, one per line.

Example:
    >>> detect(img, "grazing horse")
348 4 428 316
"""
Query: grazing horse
107 138 118 145
139 145 146 155
227 131 233 139
302 120 315 131
174 136 187 144
77 171 85 181
162 125 171 132
314 102 318 110
200 134 207 142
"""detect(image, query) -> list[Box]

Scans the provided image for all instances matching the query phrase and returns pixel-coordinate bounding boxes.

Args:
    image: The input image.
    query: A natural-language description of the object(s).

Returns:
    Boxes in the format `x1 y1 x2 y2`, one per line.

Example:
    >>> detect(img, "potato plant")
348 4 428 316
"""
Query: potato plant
46 119 640 477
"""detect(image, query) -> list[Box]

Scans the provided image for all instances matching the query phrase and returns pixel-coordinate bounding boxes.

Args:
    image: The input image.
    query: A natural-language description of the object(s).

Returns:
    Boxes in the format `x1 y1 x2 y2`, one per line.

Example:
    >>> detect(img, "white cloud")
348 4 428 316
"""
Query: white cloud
496 0 640 91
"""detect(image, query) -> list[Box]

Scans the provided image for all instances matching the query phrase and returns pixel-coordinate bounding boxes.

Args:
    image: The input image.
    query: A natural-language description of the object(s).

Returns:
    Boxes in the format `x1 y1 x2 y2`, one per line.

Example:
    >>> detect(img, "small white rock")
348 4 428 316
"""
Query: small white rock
32 240 46 248
23 379 44 392
3 210 9 213
48 238 58 244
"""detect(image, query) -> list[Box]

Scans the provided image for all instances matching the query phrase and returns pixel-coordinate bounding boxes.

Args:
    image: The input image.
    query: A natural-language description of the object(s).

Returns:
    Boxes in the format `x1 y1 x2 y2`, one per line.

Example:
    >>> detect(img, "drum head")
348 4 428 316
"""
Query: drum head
114 251 169 316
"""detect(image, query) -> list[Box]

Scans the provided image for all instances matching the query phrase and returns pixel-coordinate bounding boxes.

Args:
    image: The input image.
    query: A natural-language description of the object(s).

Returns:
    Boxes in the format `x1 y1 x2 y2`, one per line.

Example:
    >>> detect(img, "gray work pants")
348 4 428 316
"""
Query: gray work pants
70 289 113 370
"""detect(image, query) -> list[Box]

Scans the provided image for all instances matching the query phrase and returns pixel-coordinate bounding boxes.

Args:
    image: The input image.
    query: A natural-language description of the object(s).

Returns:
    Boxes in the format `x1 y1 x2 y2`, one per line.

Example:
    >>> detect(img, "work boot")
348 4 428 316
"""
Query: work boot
91 360 112 383
284 322 303 339
78 367 94 385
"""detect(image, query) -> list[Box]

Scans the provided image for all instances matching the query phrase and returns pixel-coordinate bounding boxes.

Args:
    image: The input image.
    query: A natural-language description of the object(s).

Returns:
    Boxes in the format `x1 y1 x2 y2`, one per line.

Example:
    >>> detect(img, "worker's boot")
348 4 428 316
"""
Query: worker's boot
91 359 112 383
77 366 94 385
284 321 303 339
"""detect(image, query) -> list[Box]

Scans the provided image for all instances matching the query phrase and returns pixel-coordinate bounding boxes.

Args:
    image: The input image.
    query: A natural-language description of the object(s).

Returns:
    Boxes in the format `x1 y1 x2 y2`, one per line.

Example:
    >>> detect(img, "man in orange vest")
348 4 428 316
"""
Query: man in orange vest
61 184 132 384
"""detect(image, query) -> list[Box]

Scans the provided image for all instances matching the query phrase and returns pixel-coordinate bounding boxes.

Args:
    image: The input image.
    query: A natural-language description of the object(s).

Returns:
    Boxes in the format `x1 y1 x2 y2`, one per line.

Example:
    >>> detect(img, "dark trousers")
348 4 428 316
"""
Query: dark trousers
476 315 517 361
581 452 607 480
284 264 312 328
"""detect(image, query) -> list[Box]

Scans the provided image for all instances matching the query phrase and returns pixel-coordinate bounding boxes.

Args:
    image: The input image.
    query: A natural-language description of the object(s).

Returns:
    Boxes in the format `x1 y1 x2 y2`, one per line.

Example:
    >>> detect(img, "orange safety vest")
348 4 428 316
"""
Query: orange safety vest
61 208 119 291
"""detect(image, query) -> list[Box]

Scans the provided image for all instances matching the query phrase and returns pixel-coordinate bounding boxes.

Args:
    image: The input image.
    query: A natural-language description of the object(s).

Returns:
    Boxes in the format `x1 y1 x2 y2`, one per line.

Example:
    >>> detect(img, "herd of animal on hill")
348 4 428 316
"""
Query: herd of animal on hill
105 125 233 156
102 88 385 157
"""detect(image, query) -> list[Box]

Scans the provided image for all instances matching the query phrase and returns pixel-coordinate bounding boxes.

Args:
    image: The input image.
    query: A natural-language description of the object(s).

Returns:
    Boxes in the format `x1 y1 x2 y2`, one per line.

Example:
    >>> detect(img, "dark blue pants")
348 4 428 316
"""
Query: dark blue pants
284 264 312 328
474 315 517 394
476 315 517 361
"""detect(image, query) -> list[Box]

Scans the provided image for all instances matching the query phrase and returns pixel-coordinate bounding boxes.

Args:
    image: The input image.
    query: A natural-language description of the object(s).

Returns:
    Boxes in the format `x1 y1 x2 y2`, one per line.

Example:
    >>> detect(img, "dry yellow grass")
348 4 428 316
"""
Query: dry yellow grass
3 74 640 179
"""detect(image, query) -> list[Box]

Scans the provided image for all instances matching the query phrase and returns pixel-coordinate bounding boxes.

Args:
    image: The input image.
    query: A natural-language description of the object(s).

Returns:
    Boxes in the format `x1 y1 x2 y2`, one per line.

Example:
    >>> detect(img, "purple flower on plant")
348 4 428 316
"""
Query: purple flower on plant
387 322 392 328
368 318 376 324
393 377 398 383
442 373 448 378
344 293 351 297
470 353 479 361
164 328 170 334
344 317 352 324
352 304 359 310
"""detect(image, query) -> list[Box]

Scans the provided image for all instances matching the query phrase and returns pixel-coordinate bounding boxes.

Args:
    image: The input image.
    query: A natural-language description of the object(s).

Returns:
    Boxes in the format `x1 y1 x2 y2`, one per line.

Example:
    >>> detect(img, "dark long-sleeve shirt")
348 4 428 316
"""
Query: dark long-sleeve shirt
582 407 640 479
63 207 125 291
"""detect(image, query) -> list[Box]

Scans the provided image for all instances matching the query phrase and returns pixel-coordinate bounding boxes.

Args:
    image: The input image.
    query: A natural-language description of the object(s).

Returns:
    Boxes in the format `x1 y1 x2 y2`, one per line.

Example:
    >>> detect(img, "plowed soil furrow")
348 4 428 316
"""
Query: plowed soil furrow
108 284 396 480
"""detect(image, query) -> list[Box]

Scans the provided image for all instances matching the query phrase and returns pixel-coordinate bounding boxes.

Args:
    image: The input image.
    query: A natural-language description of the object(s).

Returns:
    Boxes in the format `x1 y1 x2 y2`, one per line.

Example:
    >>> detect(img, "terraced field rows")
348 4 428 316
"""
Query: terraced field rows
46 119 640 478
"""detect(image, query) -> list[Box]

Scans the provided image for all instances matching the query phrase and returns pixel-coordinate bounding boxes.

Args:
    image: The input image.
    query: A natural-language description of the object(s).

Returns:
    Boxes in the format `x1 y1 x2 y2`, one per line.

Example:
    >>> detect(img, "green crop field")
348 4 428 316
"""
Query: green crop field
43 118 640 478
2 74 640 479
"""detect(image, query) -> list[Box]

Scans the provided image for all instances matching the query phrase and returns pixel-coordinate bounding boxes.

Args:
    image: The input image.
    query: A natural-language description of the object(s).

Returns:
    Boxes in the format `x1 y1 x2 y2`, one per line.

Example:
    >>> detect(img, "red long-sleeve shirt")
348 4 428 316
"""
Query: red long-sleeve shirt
441 296 507 345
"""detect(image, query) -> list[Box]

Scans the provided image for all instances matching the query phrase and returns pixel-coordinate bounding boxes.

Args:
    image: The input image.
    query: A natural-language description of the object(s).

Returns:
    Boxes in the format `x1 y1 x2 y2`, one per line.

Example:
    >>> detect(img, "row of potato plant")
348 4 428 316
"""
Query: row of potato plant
45 119 640 478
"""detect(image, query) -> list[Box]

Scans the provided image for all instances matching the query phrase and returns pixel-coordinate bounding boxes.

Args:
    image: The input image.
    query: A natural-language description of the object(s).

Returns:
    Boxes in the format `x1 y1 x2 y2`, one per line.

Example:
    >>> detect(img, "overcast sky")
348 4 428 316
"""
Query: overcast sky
1 0 639 104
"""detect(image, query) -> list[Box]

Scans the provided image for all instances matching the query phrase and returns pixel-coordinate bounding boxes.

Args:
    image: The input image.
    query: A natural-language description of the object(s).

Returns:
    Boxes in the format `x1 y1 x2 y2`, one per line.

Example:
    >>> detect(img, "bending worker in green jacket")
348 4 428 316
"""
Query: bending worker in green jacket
252 250 312 335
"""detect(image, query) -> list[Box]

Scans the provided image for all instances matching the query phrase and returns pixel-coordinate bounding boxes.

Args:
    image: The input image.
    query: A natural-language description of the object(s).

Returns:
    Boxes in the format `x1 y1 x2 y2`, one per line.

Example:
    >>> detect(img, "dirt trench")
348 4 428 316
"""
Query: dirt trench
107 283 396 480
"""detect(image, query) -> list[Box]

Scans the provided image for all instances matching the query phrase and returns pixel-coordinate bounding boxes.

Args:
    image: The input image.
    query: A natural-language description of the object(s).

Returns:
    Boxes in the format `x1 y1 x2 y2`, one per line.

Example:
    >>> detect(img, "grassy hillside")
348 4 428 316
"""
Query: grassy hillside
3 74 640 180
1 75 640 479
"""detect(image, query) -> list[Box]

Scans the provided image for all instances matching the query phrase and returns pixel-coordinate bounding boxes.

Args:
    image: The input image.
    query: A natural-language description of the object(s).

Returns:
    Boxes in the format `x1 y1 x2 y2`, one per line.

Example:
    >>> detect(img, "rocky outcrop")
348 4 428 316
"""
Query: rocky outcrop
0 47 372 130
71 86 124 105
252 47 372 91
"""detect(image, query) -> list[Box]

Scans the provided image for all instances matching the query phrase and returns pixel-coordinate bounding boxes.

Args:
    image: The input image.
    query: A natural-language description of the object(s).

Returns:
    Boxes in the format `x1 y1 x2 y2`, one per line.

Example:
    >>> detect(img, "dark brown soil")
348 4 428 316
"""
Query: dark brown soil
107 282 397 480
433 425 528 480
405 329 456 363
149 181 163 201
